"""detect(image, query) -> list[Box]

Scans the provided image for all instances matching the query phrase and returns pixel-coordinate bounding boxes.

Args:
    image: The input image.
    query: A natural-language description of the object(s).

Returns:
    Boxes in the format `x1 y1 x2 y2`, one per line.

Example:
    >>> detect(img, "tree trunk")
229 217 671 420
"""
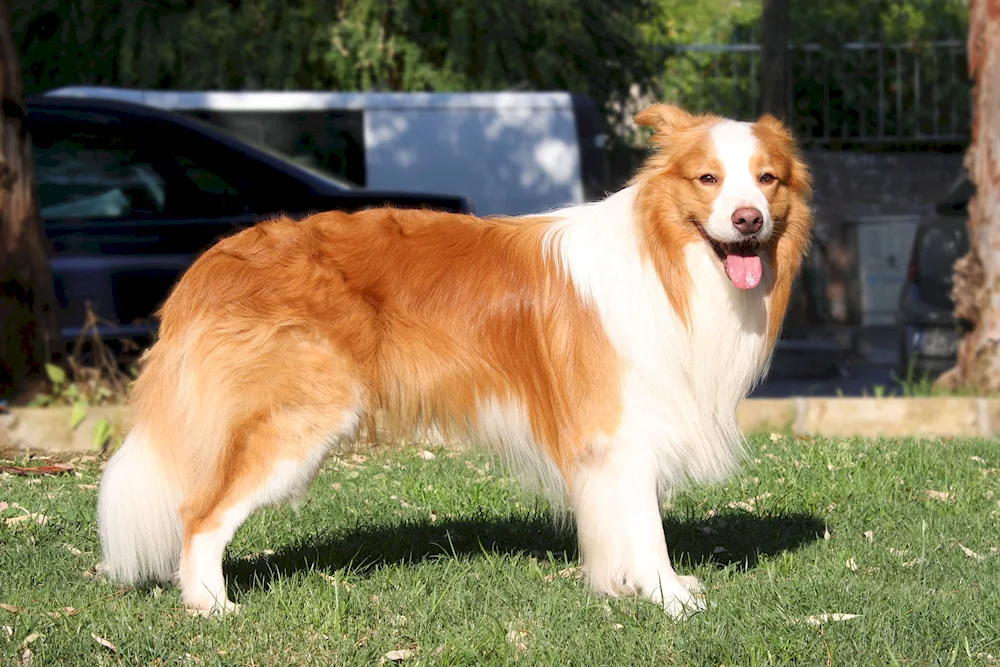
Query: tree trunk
940 0 1000 391
760 0 790 120
0 0 58 400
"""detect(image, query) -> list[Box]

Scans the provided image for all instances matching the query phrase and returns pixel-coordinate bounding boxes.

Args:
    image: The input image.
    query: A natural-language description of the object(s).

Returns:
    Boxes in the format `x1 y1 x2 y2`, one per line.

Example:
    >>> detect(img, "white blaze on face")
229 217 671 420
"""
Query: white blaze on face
704 121 773 245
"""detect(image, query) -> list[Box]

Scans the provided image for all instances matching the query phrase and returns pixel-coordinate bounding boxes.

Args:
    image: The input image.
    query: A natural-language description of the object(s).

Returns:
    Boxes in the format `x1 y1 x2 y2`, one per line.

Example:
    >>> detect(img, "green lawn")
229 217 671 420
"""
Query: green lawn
3 434 1000 666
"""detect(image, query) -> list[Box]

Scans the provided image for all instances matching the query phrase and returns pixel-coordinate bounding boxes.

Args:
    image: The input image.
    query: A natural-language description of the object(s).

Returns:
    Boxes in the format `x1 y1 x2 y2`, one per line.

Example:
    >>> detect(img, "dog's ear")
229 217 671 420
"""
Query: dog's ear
634 104 696 145
754 113 795 143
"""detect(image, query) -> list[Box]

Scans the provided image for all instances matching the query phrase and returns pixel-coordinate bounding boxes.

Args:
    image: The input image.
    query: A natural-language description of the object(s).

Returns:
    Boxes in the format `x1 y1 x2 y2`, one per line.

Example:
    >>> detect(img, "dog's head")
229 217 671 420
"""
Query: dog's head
632 104 813 291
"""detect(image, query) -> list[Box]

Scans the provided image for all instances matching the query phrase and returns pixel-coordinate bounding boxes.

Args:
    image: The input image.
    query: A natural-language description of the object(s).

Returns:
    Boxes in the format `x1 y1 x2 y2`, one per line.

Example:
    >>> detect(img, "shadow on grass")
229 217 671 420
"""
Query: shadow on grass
226 511 824 595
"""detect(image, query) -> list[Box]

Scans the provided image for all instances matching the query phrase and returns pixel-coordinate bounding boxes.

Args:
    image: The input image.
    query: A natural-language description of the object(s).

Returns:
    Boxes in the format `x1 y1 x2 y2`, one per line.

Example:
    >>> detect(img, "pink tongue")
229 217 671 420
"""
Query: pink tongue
724 253 763 289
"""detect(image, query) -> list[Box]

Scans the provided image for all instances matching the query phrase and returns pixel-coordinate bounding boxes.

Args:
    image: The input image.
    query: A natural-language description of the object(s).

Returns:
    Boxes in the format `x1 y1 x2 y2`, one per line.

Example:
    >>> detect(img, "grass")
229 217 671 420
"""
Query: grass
3 435 1000 666
832 376 991 400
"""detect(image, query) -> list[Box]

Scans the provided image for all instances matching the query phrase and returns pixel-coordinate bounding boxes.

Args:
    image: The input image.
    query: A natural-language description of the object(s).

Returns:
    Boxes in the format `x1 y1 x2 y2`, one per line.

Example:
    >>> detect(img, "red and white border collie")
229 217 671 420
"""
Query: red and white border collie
98 104 812 618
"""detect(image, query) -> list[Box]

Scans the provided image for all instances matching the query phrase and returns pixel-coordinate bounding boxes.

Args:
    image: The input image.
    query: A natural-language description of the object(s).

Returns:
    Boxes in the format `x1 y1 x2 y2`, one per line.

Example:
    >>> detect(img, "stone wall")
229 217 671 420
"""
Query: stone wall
806 149 965 323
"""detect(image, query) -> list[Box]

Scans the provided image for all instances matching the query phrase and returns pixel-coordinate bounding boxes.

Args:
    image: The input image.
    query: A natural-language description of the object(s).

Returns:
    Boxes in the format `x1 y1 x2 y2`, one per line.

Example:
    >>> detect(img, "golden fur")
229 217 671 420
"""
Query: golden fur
99 103 814 616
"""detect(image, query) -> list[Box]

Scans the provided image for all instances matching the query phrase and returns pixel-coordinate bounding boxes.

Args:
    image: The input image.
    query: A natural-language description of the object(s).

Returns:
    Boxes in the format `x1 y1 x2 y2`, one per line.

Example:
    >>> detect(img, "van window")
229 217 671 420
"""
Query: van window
187 109 366 187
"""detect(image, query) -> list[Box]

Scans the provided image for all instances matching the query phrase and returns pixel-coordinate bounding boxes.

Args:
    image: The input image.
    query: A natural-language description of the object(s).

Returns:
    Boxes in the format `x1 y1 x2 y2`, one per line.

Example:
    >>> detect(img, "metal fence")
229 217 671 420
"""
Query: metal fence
660 40 971 145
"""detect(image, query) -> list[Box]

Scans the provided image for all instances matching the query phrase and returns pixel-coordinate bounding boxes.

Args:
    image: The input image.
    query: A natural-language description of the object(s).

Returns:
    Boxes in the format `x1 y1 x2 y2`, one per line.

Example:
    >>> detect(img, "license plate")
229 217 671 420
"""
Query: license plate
914 328 960 357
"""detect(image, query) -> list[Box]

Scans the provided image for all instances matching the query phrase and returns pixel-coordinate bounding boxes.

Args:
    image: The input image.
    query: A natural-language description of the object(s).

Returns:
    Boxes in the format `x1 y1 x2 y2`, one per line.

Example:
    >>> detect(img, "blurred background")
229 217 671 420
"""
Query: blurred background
1 0 975 400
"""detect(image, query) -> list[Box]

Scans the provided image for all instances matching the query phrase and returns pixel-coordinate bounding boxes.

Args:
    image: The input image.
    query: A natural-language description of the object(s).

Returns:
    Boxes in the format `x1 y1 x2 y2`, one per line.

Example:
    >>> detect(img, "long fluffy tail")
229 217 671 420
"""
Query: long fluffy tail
97 429 184 585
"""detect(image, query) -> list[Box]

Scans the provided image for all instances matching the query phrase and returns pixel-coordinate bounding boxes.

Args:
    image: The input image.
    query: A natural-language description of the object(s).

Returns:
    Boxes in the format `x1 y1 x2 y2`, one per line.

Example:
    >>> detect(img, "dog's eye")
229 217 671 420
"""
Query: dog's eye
698 174 717 184
759 173 777 185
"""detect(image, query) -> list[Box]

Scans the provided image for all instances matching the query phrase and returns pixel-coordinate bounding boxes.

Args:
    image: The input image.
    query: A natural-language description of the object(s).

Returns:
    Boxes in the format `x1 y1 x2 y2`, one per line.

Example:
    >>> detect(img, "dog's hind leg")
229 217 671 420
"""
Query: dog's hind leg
177 404 360 615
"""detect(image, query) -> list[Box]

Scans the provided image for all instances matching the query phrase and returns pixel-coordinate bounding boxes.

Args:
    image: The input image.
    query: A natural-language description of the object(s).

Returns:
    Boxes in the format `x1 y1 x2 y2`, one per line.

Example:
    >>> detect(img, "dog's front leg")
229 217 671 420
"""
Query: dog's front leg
569 449 705 619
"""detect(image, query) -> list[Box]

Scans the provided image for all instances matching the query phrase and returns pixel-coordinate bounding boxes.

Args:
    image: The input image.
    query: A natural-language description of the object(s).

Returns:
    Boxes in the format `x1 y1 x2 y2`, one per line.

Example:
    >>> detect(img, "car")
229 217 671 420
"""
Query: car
26 95 470 345
895 167 971 381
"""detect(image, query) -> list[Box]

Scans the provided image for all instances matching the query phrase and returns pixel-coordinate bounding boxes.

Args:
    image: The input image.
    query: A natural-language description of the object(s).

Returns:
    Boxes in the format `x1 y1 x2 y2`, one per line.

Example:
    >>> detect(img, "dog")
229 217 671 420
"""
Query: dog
97 103 812 618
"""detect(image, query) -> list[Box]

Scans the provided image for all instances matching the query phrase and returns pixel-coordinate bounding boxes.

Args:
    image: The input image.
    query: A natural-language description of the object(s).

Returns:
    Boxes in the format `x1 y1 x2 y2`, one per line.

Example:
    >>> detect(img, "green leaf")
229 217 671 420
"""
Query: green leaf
70 399 89 429
28 394 50 407
92 418 113 450
45 363 66 386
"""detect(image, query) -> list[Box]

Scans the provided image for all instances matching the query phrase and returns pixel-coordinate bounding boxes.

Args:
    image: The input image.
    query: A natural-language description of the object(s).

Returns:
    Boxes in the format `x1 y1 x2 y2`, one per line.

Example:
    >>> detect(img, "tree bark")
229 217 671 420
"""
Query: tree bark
760 0 790 120
941 0 1000 391
0 0 58 400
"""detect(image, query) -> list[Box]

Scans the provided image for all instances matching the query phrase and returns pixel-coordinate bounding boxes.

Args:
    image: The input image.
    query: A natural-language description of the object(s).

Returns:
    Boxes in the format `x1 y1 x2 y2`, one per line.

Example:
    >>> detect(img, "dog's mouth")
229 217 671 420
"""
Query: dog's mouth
697 227 763 290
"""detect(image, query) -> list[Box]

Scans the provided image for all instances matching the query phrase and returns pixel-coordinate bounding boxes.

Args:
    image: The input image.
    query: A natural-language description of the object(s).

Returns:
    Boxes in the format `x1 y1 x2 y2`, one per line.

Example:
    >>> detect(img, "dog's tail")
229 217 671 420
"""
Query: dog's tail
97 428 184 585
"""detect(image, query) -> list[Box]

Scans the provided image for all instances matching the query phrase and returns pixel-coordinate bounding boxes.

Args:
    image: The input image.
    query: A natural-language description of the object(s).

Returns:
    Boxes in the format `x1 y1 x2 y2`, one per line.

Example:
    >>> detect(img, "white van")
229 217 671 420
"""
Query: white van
45 87 609 217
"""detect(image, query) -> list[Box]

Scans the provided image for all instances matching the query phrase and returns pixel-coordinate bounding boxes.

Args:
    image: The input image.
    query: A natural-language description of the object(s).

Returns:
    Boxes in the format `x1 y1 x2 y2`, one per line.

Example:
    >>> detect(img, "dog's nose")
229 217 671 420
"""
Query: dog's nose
731 207 763 236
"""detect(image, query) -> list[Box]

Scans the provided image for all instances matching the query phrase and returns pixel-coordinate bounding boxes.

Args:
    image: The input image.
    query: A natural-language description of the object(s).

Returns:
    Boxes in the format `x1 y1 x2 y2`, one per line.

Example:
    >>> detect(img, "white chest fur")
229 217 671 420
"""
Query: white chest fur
546 188 775 487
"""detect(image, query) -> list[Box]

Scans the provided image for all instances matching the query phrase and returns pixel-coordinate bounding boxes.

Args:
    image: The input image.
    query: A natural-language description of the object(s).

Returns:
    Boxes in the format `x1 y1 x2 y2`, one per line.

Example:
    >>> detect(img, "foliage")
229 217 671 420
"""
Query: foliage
12 0 185 93
26 306 136 412
791 0 969 45
12 0 654 138
644 0 971 142
11 0 971 147
891 359 998 398
28 362 118 449
644 0 969 46
643 0 758 46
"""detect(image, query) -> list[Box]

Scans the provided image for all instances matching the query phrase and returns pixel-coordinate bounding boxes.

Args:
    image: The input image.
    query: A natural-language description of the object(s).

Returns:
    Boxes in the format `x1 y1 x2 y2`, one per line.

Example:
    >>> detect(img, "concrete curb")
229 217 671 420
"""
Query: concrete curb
737 397 999 439
2 397 997 456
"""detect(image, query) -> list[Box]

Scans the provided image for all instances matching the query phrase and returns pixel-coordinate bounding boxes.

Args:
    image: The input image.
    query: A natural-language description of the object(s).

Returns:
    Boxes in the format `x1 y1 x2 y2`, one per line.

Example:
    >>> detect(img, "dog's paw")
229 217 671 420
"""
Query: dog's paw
662 590 707 620
645 575 707 620
184 600 242 618
676 574 705 595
